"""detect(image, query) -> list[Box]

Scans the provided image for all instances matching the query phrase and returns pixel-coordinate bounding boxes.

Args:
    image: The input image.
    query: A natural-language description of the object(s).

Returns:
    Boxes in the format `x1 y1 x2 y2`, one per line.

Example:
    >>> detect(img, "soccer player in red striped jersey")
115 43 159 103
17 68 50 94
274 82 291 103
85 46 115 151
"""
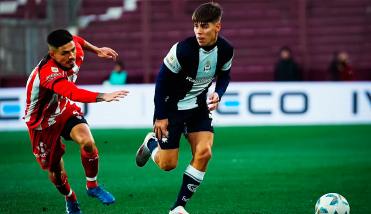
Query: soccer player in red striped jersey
24 29 128 214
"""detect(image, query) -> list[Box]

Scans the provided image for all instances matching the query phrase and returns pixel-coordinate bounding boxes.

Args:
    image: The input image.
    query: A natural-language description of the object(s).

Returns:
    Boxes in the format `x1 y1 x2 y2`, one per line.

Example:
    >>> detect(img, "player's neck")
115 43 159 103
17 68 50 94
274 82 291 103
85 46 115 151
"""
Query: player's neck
201 38 218 51
52 58 71 71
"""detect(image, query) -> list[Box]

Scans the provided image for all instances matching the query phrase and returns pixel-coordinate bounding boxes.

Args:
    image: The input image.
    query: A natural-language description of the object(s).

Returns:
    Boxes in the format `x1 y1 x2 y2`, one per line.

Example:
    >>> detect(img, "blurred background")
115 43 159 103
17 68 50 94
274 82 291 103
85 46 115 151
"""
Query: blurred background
0 0 371 86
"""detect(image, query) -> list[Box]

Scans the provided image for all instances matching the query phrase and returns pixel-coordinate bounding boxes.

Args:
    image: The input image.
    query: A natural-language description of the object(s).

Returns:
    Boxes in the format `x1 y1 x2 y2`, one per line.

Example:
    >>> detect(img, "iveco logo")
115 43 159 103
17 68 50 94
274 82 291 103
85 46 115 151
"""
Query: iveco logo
0 97 21 120
217 91 309 115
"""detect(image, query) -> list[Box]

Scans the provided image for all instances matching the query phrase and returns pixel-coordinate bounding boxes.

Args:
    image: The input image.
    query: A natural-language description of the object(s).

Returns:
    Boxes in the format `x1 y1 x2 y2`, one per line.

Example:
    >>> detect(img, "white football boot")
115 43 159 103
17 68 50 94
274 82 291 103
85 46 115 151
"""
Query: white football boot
135 132 156 167
169 206 189 214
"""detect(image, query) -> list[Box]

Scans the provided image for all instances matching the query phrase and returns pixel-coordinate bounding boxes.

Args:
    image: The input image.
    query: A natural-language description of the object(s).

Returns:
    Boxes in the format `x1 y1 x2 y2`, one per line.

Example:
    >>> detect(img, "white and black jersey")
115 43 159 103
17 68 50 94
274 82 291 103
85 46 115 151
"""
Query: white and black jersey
154 36 234 119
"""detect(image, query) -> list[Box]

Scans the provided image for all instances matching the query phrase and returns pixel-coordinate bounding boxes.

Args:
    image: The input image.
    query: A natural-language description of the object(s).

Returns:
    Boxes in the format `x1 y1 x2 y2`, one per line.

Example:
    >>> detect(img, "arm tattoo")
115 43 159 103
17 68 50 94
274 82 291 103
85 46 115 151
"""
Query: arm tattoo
96 93 105 102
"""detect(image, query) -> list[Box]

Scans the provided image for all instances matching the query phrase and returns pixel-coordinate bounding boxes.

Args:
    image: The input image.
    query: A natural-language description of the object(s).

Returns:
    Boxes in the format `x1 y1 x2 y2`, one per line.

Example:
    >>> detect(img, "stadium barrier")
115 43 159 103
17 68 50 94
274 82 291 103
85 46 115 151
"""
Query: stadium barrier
0 82 370 131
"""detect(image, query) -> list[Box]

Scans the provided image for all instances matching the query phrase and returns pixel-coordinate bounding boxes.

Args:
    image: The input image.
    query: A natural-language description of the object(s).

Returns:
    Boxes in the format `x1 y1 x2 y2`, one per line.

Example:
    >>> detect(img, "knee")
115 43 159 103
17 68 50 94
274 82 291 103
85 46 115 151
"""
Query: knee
195 146 212 163
80 138 96 153
158 160 177 171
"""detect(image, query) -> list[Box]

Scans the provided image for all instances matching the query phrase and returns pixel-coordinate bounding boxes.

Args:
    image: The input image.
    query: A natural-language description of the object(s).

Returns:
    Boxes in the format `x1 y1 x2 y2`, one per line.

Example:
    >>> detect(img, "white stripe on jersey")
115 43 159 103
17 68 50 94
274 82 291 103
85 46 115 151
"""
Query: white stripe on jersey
47 94 60 127
69 62 79 82
221 54 233 71
24 69 40 123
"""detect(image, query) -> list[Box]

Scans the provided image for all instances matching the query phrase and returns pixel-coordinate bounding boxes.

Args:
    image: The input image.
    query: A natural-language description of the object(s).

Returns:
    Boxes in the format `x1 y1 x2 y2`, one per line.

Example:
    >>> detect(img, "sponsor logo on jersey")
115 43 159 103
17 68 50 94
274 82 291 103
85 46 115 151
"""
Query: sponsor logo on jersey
34 141 48 158
186 76 195 83
186 76 213 84
187 184 198 192
46 72 63 82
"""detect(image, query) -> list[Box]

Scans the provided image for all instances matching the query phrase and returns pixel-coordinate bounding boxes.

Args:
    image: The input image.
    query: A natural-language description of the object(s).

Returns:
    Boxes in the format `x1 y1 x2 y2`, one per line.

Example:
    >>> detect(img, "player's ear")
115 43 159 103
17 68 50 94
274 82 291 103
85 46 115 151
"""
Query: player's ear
48 45 57 58
215 21 221 33
49 49 55 58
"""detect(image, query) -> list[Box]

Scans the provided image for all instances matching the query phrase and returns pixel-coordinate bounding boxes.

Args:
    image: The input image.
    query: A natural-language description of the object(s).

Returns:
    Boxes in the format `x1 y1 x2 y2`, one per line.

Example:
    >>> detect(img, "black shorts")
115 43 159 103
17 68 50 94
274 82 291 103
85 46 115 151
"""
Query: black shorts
159 107 214 150
60 115 88 141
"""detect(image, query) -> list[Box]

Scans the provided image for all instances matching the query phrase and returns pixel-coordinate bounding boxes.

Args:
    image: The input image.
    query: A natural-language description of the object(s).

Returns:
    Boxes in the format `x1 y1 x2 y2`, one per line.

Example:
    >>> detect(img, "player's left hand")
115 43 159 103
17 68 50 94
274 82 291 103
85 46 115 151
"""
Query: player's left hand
207 92 219 111
97 47 118 61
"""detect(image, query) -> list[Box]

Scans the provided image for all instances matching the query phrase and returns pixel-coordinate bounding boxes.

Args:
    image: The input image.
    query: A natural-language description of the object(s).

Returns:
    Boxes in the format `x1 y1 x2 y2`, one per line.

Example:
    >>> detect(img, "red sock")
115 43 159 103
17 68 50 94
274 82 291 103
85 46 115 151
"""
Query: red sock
65 188 77 202
81 147 99 189
50 172 77 202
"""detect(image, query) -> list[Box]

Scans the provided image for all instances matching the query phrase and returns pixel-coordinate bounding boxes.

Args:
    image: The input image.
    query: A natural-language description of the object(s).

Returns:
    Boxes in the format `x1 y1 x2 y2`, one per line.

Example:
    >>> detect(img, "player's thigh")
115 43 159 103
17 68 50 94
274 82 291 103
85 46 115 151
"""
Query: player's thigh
70 123 95 146
158 148 180 166
61 116 92 144
187 131 214 156
186 108 214 155
158 111 184 150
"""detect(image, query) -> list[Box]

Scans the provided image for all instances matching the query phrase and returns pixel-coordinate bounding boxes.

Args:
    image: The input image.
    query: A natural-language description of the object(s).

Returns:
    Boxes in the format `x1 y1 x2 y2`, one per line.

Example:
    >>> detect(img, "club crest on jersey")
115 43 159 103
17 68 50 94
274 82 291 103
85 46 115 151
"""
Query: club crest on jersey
204 61 211 72
51 67 59 73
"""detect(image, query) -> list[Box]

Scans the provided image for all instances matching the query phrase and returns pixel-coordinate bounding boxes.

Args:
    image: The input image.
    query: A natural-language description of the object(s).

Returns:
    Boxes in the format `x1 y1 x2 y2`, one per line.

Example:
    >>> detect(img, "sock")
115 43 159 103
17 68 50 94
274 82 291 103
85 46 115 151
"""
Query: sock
50 172 77 202
147 137 158 153
147 137 159 163
66 189 77 202
81 147 99 189
151 147 159 163
171 165 205 210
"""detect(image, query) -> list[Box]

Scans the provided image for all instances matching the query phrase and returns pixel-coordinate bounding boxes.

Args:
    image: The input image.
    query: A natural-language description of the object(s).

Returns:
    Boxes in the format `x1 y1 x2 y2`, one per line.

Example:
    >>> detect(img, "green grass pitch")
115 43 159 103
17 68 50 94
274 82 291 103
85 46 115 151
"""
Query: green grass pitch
0 125 370 213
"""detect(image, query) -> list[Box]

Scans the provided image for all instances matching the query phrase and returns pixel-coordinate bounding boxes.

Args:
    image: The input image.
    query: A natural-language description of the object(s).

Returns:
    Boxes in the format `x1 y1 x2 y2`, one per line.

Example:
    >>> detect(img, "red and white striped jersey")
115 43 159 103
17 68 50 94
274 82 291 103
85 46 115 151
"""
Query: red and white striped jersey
24 36 87 130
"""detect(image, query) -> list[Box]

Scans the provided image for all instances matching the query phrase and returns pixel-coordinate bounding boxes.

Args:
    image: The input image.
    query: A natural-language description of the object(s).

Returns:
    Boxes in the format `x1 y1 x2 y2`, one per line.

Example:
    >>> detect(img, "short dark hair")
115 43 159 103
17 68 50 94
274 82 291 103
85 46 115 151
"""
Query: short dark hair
192 2 222 23
280 46 292 53
47 29 73 48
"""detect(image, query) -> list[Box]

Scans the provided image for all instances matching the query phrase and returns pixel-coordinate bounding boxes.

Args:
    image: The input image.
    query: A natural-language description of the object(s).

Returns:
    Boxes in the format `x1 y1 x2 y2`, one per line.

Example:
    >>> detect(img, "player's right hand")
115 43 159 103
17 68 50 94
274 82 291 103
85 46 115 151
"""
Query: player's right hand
154 119 168 141
99 90 129 102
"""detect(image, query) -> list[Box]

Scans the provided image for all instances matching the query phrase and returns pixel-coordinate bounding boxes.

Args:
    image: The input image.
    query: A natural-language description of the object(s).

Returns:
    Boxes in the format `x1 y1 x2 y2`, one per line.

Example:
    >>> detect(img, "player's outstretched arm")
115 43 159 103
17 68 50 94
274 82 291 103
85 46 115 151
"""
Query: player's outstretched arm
83 40 119 61
96 90 129 102
52 79 129 103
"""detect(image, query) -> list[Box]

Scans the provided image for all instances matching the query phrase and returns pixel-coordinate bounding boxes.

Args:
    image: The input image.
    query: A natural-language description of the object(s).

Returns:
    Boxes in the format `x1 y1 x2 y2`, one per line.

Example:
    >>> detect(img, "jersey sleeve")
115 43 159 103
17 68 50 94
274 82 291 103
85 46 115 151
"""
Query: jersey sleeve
163 43 181 73
52 79 98 103
221 53 234 71
73 35 85 47
154 63 176 119
216 47 234 99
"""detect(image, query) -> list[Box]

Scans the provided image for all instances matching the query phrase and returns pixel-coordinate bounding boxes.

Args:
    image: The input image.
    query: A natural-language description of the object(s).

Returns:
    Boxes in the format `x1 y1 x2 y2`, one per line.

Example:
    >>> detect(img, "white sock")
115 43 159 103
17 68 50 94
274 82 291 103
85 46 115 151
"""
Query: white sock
151 147 159 164
185 164 205 182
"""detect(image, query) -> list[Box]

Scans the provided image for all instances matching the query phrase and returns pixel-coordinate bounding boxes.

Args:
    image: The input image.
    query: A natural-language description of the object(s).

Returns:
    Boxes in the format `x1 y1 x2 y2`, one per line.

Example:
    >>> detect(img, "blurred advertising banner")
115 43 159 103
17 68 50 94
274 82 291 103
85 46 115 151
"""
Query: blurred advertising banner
0 82 370 131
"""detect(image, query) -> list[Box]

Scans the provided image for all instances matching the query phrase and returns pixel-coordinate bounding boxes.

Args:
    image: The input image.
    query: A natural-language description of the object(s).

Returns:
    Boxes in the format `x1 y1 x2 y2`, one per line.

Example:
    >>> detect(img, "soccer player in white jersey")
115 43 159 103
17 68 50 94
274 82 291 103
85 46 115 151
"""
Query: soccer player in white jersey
135 2 234 214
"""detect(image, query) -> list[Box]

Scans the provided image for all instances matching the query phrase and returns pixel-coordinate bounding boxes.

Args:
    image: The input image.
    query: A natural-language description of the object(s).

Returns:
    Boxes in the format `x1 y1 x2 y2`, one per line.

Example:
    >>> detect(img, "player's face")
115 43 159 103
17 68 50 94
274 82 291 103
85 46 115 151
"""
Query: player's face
194 21 221 47
280 50 291 60
50 41 76 69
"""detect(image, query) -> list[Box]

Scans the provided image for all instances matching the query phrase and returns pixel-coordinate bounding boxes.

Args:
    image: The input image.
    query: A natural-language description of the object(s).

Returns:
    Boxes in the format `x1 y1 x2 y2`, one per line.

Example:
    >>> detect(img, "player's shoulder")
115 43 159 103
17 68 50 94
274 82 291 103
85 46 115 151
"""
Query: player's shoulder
38 56 64 80
177 36 198 49
216 36 234 53
174 36 199 58
178 36 198 47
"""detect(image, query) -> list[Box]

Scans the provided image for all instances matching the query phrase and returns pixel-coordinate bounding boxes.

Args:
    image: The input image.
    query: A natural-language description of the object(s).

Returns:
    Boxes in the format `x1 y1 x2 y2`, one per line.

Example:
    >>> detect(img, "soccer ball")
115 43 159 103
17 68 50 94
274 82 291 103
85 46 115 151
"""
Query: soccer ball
315 193 350 214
